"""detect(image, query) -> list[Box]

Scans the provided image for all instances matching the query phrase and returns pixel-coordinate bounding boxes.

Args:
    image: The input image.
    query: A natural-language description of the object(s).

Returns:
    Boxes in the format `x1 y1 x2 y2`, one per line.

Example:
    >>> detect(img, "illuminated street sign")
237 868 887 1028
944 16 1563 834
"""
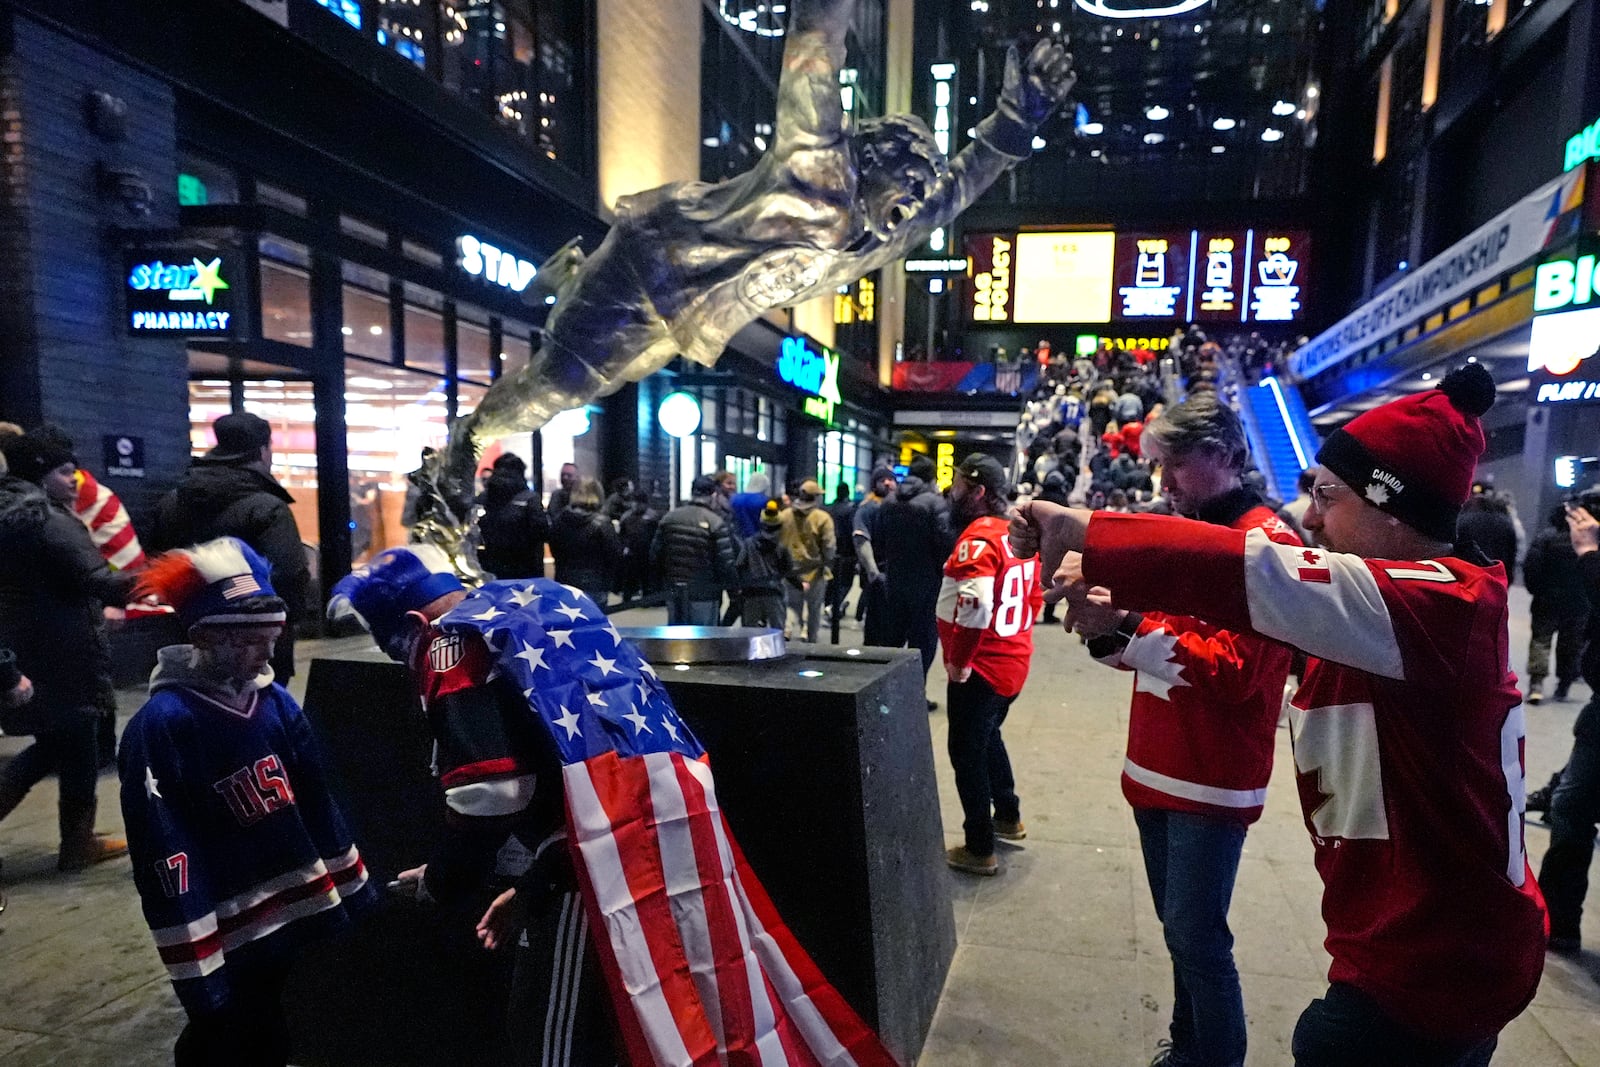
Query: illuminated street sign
125 248 241 337
457 234 538 293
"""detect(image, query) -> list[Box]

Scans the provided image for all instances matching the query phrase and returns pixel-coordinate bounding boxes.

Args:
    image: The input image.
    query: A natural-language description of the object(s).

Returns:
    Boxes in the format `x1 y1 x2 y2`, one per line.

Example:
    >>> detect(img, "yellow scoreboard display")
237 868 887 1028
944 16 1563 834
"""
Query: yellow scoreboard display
1012 231 1115 324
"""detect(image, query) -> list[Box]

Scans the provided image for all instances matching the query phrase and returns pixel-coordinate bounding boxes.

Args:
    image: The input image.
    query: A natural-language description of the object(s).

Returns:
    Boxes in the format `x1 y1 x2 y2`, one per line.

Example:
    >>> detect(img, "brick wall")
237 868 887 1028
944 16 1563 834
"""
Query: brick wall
0 15 189 528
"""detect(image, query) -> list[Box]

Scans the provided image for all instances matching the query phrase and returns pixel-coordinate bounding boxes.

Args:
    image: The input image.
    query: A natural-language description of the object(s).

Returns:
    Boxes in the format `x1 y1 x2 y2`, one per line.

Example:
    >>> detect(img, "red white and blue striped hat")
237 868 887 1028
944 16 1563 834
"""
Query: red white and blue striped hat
135 537 287 631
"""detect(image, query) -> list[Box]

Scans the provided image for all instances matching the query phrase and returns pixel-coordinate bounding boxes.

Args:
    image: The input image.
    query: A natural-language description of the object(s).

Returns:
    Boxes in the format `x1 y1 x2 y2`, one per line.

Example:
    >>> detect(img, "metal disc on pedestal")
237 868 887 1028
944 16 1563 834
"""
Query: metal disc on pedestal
616 625 786 664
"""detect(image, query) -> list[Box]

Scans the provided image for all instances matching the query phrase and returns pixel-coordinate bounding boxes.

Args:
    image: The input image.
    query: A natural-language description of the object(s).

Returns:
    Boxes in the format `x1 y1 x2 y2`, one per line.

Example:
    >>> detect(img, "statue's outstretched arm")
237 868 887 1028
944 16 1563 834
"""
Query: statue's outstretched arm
772 0 857 158
894 38 1075 249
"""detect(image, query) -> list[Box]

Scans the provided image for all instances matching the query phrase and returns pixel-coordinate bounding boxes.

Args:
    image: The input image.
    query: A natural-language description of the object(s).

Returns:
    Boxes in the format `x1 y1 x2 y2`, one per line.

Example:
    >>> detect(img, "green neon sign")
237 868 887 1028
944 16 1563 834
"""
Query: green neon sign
177 173 209 207
1565 117 1600 173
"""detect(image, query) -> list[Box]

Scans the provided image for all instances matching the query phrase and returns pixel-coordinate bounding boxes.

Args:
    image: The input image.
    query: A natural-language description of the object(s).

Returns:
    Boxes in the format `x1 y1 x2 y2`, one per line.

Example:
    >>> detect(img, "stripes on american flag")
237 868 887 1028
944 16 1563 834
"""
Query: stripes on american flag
442 580 896 1067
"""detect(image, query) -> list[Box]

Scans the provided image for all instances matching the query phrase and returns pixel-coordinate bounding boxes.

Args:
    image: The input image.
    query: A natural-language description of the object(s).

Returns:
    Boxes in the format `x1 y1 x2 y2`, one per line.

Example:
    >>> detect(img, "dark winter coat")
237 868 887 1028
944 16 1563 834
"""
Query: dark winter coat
827 498 859 562
1457 504 1519 583
0 476 135 734
548 505 621 601
151 458 310 620
872 476 954 598
476 471 549 579
1524 514 1591 618
651 498 738 597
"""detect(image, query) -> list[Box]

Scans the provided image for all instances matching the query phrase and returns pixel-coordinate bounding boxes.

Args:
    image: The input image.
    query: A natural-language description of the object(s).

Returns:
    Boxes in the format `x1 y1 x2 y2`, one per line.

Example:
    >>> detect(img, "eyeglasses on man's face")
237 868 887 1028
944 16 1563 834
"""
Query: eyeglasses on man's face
1310 482 1355 510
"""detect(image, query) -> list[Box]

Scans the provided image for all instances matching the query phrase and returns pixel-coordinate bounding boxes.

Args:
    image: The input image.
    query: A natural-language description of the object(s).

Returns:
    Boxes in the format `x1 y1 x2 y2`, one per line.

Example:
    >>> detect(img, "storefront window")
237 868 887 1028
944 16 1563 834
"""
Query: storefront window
343 263 393 361
818 429 865 500
256 182 308 216
260 235 313 347
459 381 488 419
189 378 322 553
404 282 448 375
501 318 534 379
345 359 451 563
177 151 240 206
539 406 601 499
377 1 433 68
458 305 495 383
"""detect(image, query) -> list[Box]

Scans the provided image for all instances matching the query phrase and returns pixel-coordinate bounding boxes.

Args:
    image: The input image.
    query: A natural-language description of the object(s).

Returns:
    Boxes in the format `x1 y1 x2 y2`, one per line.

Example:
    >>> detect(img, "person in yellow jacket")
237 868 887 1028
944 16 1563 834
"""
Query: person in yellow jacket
779 480 837 642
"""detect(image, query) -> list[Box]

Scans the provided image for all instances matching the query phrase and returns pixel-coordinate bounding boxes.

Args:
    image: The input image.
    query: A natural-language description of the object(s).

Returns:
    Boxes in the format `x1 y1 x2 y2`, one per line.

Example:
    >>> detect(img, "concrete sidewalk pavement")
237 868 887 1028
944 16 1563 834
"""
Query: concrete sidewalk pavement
0 590 1598 1065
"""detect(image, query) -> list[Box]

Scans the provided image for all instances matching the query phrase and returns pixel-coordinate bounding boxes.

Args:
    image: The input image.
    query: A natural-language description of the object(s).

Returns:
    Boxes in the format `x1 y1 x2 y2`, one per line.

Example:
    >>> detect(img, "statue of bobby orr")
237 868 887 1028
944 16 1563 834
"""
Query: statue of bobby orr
447 0 1075 477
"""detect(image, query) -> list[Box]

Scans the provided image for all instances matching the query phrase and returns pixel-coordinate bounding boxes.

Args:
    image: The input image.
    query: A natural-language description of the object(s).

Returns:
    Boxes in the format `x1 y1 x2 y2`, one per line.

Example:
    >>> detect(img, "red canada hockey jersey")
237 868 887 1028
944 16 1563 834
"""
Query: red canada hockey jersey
1083 513 1546 1042
936 515 1044 697
1090 500 1299 824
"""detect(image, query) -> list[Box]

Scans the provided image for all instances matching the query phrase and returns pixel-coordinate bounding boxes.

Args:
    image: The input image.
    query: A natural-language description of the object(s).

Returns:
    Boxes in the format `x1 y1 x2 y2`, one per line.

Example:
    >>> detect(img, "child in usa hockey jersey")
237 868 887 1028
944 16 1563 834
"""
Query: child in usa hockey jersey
119 538 372 1067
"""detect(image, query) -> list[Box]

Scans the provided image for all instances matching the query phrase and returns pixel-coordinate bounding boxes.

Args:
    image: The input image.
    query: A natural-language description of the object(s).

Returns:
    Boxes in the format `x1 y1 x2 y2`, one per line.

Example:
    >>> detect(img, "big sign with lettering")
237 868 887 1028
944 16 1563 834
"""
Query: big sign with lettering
125 247 241 338
778 336 843 424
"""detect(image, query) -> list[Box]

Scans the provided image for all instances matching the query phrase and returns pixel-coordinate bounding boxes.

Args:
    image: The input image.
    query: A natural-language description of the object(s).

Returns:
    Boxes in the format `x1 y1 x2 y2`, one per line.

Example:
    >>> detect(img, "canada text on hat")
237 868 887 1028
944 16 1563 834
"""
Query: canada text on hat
135 537 287 631
328 545 465 657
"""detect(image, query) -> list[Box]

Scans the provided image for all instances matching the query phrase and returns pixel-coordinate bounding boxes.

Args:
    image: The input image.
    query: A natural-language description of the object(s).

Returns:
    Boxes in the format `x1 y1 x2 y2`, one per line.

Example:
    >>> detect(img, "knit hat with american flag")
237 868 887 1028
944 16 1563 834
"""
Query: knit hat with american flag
134 537 287 632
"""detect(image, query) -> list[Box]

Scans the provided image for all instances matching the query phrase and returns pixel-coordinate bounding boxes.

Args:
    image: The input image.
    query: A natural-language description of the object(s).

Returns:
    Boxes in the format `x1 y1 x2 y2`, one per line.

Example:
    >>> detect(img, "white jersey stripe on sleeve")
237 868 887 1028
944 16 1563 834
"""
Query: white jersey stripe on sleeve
151 912 219 948
1241 529 1405 680
444 775 538 817
937 576 994 629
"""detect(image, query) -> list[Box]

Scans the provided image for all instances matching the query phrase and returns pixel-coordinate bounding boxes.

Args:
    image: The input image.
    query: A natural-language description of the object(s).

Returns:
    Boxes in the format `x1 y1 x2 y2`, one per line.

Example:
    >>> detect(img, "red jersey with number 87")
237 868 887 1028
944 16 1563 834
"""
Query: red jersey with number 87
936 515 1044 697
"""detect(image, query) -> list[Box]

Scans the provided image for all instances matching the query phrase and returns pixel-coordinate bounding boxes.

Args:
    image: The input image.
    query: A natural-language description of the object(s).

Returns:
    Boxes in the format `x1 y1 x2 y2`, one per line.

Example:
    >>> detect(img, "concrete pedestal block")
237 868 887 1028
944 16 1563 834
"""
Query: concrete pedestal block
289 642 953 1065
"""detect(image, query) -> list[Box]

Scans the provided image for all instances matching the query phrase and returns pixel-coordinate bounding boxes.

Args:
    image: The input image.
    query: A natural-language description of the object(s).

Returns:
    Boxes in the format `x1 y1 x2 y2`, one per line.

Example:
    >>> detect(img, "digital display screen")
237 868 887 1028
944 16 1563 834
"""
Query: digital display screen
964 228 1310 326
1012 231 1115 324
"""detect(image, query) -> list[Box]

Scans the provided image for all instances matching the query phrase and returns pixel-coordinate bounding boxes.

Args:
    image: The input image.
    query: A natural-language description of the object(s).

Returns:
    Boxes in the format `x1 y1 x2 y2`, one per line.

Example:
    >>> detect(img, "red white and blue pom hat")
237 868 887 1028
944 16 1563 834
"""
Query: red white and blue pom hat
134 537 288 632
328 544 465 657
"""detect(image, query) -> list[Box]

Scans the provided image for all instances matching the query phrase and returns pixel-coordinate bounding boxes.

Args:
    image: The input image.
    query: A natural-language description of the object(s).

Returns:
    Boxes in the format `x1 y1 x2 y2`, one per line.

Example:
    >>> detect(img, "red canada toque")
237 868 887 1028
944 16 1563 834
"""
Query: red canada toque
1314 362 1496 543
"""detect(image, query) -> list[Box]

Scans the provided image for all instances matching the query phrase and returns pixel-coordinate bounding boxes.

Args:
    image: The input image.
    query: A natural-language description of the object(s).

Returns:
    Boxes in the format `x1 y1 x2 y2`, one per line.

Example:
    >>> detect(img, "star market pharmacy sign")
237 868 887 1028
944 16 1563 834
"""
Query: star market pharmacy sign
124 248 240 337
778 335 843 425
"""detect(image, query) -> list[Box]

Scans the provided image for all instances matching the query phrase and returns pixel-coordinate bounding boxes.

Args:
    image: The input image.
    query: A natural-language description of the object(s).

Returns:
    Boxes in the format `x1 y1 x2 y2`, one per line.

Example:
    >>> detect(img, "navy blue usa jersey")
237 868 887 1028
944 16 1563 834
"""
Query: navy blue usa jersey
118 681 374 1015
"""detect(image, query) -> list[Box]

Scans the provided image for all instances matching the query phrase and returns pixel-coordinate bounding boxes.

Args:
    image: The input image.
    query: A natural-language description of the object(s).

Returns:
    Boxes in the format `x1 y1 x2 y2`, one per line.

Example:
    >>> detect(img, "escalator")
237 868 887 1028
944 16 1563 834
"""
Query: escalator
1235 375 1321 502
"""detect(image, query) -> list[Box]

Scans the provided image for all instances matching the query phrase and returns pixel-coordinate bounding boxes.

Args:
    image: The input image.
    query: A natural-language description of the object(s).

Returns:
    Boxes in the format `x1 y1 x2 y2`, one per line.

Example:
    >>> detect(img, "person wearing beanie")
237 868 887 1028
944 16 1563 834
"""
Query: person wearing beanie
937 453 1040 878
873 454 953 705
852 466 900 639
328 556 616 1065
474 451 549 580
735 500 799 629
17 423 147 571
825 479 860 629
0 437 138 874
118 538 373 1066
729 469 773 540
1012 363 1546 1064
151 412 310 682
777 478 836 642
652 474 739 625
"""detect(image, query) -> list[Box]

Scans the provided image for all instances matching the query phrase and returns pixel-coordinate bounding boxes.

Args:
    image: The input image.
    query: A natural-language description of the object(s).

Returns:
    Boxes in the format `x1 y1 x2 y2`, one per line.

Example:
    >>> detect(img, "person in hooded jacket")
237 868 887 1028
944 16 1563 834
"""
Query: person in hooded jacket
779 480 836 642
653 475 739 625
737 501 800 629
1523 504 1591 705
729 471 773 540
0 431 136 872
873 454 954 703
475 453 549 579
548 478 620 605
618 489 662 604
150 413 310 682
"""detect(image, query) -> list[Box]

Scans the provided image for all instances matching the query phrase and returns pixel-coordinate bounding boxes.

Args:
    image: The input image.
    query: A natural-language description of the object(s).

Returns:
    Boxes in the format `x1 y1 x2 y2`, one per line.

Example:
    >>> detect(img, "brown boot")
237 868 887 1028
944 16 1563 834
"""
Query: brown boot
58 832 128 873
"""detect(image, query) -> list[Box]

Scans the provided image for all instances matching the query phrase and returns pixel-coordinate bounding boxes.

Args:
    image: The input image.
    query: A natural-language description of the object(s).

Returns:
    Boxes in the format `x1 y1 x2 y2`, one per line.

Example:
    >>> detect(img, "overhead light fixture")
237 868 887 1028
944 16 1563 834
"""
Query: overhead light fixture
1075 0 1210 16
1031 135 1047 149
1261 127 1284 142
1211 144 1226 153
1212 117 1236 131
1144 132 1165 144
1261 22 1271 32
701 137 719 148
1306 85 1320 99
1080 121 1104 135
1145 105 1170 121
1272 100 1296 116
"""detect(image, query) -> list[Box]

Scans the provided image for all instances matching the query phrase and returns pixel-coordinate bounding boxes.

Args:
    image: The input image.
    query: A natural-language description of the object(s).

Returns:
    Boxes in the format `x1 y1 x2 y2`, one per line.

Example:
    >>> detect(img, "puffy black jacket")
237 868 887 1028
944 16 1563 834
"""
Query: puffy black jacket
477 471 549 579
651 498 737 596
872 476 953 595
827 498 859 562
549 505 620 601
0 476 135 734
1523 515 1590 617
151 458 310 619
1457 506 1519 583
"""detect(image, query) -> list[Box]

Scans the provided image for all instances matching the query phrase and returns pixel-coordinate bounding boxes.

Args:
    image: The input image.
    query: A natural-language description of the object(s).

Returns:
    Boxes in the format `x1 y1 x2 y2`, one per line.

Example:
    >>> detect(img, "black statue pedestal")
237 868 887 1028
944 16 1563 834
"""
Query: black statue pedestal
287 642 954 1066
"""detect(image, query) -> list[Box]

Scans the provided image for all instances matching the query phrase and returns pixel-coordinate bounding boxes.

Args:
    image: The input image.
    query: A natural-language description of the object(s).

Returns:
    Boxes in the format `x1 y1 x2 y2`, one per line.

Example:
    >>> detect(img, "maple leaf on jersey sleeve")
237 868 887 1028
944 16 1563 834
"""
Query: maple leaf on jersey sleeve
1122 628 1191 701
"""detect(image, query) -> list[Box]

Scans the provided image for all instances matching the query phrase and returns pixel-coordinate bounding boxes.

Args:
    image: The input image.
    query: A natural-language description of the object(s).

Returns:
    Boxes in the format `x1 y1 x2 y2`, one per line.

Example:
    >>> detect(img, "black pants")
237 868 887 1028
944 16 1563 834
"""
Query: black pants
828 559 855 618
946 673 1019 857
0 712 100 846
508 890 616 1067
1291 983 1496 1066
860 577 889 643
884 585 939 677
175 959 292 1067
1539 700 1600 941
1527 605 1588 692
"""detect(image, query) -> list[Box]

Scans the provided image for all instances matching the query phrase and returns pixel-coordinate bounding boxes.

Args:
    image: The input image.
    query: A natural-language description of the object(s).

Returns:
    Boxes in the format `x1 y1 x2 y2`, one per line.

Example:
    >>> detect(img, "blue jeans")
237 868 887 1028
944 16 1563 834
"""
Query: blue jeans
1133 807 1248 1067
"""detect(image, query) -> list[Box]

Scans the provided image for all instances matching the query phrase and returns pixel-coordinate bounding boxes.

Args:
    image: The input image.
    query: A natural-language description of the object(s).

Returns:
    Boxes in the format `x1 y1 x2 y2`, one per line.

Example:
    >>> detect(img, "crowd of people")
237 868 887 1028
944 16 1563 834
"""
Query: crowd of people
1 335 1597 1066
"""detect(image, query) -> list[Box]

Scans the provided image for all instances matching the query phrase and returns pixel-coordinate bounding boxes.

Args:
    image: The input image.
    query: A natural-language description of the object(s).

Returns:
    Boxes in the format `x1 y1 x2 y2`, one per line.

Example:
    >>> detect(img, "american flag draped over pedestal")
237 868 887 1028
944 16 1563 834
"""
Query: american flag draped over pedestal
440 579 897 1067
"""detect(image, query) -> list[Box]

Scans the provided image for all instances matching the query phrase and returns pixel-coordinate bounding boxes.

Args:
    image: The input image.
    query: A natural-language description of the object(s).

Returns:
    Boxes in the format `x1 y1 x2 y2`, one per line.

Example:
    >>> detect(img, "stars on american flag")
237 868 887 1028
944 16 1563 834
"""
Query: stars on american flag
554 603 586 623
516 641 549 672
590 652 620 677
550 629 576 648
622 706 652 735
468 604 505 622
554 705 582 739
